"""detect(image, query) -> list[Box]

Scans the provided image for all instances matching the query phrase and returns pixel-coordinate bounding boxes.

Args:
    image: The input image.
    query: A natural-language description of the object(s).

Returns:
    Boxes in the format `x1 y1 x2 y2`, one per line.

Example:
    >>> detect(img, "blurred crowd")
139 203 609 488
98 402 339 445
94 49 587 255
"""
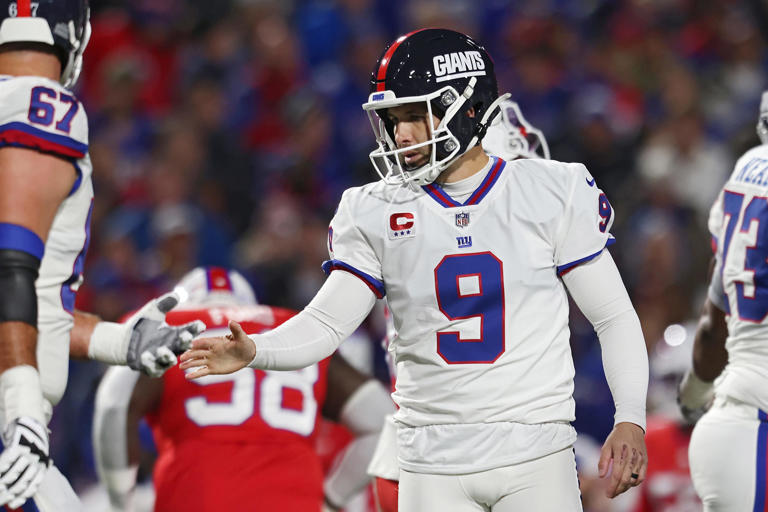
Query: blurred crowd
54 0 768 506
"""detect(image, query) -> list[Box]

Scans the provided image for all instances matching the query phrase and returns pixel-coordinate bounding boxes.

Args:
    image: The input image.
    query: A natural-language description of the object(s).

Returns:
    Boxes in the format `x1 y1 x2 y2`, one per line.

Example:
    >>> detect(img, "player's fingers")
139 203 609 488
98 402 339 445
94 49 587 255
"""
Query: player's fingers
632 448 648 486
22 464 45 500
188 337 218 351
184 365 210 380
597 443 613 478
154 347 177 370
607 445 629 498
190 320 207 335
0 485 10 506
155 292 180 314
179 349 209 366
0 455 26 487
7 463 39 498
229 320 246 339
613 447 638 497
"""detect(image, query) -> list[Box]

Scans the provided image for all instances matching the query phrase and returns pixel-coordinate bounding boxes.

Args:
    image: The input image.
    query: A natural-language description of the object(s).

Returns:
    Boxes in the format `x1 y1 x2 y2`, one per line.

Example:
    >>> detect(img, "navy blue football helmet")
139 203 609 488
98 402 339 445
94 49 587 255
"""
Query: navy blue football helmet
362 29 505 185
0 0 90 88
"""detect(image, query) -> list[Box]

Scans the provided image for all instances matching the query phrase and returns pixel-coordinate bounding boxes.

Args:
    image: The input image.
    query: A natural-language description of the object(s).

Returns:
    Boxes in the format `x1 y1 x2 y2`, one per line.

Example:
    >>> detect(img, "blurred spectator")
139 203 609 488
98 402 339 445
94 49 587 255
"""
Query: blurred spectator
68 3 768 508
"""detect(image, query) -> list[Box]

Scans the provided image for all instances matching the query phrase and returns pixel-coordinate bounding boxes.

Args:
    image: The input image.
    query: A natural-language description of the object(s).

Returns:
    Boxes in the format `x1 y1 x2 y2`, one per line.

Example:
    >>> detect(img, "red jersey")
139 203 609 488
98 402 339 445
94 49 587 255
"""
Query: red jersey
633 417 701 512
147 305 331 512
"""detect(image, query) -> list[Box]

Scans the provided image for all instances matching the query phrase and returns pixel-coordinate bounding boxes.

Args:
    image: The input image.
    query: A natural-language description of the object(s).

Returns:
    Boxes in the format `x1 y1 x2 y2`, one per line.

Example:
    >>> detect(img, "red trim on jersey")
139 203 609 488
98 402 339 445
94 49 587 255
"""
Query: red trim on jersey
0 129 86 158
206 267 233 292
375 29 426 92
17 0 31 17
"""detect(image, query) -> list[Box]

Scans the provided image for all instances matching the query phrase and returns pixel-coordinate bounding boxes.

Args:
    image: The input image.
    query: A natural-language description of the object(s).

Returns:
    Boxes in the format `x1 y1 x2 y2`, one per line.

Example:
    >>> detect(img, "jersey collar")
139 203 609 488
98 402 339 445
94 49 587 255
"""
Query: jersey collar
422 156 506 208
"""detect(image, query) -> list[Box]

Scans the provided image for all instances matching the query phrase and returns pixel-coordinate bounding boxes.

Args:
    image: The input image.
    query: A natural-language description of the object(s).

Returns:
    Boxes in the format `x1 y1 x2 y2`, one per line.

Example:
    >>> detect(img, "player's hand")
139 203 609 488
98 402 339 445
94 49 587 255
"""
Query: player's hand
125 292 206 377
677 369 714 425
598 422 646 498
180 321 256 379
0 417 50 508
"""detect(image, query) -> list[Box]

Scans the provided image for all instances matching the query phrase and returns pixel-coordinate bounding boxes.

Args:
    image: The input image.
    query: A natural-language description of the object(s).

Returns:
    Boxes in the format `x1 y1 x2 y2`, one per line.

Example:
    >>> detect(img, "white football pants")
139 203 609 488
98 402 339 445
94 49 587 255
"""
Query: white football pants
689 395 768 511
399 446 582 511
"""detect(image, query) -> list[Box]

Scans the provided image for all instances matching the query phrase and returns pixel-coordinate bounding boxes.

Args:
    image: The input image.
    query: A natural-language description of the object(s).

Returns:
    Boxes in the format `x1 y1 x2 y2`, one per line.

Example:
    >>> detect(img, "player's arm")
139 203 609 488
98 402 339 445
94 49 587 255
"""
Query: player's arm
93 367 163 512
0 147 76 507
69 294 205 377
322 352 396 511
181 271 377 377
562 250 649 499
677 256 728 423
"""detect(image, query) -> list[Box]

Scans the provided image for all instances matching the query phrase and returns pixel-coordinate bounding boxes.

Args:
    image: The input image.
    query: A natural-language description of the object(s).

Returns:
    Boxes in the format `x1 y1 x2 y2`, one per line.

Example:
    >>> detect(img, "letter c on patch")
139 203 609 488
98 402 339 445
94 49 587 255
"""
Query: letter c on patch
390 212 414 231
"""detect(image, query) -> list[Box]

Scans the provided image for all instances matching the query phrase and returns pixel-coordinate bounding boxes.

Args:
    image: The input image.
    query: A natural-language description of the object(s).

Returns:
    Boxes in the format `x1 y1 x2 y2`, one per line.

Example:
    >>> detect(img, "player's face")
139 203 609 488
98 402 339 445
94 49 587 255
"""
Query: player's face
386 104 440 170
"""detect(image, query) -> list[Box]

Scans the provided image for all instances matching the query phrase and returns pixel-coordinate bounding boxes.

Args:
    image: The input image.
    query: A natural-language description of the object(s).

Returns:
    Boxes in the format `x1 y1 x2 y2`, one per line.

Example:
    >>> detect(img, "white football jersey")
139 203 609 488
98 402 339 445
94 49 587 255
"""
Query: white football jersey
0 76 93 414
326 155 615 473
707 143 768 413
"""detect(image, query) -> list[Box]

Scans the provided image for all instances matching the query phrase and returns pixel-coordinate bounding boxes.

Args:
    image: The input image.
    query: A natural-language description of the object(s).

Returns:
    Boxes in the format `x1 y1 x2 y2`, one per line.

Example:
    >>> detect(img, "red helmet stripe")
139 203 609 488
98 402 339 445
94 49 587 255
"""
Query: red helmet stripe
17 0 31 17
376 29 427 92
205 267 233 292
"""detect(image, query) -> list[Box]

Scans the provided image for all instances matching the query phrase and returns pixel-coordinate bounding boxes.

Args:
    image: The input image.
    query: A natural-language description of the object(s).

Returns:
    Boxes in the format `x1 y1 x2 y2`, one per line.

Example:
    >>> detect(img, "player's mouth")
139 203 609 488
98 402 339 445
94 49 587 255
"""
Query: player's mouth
401 149 426 169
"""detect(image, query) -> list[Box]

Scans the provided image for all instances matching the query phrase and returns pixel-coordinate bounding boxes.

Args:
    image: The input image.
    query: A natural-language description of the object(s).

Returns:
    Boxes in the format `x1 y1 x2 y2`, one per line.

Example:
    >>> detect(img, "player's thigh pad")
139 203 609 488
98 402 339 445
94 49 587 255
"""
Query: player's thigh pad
689 395 768 511
399 446 581 512
30 464 82 512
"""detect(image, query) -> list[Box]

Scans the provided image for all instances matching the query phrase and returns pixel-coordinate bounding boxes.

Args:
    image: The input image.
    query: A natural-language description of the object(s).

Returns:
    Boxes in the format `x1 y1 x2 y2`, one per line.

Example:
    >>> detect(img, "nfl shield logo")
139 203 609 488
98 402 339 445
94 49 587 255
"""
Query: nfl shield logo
455 211 470 228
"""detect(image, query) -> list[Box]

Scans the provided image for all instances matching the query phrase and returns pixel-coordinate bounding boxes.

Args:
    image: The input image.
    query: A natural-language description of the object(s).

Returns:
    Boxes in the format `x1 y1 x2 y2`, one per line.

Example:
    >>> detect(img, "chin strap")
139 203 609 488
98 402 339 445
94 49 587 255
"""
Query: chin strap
468 92 512 148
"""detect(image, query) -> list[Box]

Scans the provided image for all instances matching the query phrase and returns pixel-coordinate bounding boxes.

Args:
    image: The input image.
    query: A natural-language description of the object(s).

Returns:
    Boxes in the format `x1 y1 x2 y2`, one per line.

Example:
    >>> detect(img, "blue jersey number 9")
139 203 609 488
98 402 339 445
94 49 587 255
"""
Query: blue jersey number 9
434 252 505 364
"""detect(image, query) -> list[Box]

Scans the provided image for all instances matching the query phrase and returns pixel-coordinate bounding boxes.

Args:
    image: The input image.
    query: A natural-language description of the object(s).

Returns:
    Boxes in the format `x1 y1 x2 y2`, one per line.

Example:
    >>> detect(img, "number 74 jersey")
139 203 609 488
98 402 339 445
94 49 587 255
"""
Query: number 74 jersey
707 143 768 412
326 157 614 449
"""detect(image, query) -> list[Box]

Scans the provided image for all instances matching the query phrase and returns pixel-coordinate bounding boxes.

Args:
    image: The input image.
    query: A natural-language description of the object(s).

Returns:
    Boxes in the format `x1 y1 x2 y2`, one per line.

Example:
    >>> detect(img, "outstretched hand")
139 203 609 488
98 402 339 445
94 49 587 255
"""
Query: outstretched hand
179 321 255 379
599 422 647 498
125 292 206 377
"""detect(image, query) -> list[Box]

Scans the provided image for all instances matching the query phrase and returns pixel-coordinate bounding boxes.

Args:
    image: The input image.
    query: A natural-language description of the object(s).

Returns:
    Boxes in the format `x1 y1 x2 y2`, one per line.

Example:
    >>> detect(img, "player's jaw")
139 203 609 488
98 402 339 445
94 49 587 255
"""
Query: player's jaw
397 144 431 170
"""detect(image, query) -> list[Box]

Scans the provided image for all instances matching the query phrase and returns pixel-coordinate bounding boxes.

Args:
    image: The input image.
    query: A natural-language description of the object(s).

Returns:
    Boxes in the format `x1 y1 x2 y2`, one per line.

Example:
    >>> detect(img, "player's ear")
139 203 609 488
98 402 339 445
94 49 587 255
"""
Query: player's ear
466 106 476 118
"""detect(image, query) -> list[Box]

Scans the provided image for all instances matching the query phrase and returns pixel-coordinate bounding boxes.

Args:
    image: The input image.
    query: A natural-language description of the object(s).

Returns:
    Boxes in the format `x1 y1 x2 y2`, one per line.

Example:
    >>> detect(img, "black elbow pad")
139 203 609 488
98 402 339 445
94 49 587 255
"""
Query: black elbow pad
0 249 40 327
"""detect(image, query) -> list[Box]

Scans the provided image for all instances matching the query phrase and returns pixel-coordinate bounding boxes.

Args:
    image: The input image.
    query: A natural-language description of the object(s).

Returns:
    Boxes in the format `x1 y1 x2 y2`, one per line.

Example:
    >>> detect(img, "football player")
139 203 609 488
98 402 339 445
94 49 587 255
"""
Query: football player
93 267 394 512
0 2 203 509
182 29 649 510
678 91 768 510
366 97 551 511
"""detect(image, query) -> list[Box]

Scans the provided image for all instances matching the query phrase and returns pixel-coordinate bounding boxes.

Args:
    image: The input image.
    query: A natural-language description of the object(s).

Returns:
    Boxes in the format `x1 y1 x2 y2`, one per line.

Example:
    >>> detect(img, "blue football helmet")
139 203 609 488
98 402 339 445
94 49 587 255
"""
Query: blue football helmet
0 0 90 88
363 29 507 186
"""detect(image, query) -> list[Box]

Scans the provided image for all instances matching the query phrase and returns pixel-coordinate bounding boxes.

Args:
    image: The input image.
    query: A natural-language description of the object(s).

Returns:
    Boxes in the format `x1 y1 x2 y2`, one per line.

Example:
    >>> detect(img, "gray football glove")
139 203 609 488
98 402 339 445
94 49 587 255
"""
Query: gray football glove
124 292 206 377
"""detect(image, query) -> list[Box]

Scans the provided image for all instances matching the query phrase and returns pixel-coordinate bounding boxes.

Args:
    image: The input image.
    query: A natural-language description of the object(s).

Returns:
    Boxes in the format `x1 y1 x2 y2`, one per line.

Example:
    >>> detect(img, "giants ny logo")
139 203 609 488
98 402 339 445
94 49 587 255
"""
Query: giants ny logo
433 51 486 83
388 212 416 240
457 236 472 249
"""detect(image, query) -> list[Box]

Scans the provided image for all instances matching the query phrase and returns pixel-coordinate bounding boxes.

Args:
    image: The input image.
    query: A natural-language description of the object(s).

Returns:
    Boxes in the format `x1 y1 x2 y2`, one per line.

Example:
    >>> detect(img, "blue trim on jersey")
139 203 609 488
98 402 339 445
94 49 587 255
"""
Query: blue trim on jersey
465 158 505 205
321 259 385 298
422 157 506 208
423 182 461 207
556 238 616 276
68 161 83 197
0 223 44 260
0 121 87 155
754 410 768 512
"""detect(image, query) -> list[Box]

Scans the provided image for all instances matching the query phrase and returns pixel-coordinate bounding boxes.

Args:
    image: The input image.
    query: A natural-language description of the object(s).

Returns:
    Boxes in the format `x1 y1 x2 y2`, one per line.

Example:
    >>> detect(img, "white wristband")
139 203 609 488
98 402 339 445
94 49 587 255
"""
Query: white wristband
88 321 130 365
103 465 138 507
679 369 714 409
0 365 46 428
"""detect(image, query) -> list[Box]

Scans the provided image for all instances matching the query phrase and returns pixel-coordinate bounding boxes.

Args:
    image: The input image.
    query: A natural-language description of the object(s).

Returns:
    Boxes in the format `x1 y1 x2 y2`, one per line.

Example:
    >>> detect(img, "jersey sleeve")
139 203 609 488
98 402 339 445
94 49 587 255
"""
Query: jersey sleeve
322 189 385 298
0 77 88 160
706 190 729 313
554 163 615 276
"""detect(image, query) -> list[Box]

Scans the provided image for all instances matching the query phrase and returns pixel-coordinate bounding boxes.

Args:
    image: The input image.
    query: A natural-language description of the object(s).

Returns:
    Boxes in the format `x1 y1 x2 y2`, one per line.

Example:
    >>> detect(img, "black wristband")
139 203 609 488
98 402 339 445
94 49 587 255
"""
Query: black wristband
0 249 40 327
